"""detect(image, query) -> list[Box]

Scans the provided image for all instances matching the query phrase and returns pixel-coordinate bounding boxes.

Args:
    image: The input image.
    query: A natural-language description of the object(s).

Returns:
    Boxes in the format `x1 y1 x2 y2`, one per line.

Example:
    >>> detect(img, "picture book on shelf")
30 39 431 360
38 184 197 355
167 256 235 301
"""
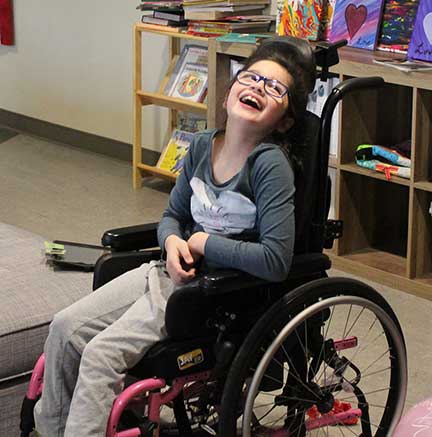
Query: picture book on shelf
377 0 420 53
276 0 325 41
328 0 385 50
169 62 208 102
177 112 207 132
163 44 208 96
407 0 432 62
157 130 194 175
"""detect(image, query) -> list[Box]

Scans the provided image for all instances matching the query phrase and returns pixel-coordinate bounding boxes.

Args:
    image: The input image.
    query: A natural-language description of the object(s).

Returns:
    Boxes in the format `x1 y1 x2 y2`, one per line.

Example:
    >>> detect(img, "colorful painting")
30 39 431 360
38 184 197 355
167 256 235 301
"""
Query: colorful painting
276 0 324 41
377 0 420 53
328 0 385 50
319 0 337 40
408 0 432 62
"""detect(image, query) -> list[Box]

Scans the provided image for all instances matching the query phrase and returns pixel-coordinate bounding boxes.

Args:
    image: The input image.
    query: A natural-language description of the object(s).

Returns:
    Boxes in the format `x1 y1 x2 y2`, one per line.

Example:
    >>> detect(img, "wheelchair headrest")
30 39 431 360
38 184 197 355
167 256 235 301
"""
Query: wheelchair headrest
257 36 316 94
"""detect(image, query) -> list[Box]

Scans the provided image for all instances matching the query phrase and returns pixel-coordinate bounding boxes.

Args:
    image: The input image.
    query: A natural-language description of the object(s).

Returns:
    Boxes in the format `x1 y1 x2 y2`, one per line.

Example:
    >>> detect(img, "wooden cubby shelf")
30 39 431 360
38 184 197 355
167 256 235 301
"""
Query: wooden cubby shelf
207 39 432 300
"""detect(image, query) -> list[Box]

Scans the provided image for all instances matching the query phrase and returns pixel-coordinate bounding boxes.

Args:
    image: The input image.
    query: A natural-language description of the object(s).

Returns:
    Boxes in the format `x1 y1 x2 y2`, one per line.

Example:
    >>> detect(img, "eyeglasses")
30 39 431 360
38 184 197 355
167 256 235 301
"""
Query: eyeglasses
236 70 291 99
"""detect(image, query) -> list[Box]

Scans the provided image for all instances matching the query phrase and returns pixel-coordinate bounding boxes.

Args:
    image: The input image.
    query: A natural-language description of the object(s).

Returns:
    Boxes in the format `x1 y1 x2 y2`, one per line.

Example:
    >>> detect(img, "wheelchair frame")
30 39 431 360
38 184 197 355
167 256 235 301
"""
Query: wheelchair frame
20 40 408 437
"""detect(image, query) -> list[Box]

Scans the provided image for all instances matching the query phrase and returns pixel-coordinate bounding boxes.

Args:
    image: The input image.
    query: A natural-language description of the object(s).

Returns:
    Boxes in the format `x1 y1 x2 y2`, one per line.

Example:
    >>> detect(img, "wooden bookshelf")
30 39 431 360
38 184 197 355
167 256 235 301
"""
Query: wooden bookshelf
133 23 208 188
207 39 432 300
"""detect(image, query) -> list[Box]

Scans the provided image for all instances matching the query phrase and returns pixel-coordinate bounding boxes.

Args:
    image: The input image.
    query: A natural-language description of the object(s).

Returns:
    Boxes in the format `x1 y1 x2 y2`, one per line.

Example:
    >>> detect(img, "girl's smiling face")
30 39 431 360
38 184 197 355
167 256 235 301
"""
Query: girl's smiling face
225 60 294 136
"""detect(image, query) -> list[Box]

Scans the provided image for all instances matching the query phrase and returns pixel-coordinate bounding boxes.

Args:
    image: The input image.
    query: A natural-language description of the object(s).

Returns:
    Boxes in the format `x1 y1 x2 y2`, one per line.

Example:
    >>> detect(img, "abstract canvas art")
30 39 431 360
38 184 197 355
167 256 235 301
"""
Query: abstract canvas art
377 0 420 53
276 0 324 41
408 0 432 61
329 0 385 49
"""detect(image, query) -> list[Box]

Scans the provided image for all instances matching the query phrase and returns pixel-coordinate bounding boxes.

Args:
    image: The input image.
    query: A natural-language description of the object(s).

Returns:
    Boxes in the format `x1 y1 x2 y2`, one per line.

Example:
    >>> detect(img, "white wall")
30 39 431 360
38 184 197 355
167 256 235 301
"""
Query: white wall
0 0 169 150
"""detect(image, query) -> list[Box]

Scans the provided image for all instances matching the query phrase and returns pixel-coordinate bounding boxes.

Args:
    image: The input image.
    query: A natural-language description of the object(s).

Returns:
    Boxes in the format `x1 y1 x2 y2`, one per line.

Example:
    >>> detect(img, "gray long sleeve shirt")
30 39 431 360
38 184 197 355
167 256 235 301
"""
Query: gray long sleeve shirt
157 129 295 282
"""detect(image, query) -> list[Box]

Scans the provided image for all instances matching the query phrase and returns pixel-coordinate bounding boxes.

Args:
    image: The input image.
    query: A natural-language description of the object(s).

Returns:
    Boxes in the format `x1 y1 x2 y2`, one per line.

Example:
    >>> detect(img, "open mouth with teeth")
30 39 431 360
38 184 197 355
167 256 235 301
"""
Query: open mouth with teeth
240 95 262 110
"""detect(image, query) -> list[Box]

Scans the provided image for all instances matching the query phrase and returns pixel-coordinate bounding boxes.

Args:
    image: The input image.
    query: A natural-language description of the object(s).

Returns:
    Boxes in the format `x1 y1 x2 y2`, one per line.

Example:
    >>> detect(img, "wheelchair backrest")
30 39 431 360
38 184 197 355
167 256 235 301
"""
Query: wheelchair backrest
291 110 325 255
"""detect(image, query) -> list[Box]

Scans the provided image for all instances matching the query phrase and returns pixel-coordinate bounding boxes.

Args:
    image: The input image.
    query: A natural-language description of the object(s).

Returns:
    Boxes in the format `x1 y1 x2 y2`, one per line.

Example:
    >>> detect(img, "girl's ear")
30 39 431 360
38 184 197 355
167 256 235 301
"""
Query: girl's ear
275 116 294 134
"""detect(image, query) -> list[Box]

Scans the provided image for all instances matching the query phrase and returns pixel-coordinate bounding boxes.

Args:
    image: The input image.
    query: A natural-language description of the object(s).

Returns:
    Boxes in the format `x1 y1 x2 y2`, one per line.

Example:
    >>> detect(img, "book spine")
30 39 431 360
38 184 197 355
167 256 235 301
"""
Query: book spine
153 11 185 21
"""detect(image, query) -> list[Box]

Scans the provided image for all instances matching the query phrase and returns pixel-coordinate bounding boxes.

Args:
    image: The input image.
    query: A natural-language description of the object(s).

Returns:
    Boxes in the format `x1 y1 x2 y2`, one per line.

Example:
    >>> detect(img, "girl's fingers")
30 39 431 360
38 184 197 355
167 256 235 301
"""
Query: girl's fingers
178 244 194 265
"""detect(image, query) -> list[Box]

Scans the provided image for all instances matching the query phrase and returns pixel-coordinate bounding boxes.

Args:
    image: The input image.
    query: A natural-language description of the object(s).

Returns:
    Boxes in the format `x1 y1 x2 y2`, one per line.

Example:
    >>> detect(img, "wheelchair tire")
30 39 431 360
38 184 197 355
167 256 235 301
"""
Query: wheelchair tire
218 277 407 437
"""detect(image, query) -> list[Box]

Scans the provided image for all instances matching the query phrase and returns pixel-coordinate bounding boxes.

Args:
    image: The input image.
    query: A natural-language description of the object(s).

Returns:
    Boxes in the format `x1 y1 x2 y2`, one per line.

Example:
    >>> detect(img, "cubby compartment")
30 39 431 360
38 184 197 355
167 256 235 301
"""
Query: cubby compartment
411 189 432 285
339 79 413 183
337 171 409 276
413 88 432 187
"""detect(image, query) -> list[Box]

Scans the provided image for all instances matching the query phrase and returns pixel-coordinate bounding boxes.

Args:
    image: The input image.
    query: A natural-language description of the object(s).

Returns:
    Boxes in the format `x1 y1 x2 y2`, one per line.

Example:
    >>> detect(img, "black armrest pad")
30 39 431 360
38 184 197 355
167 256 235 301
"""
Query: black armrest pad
101 222 159 252
93 249 161 290
200 270 267 295
199 253 331 296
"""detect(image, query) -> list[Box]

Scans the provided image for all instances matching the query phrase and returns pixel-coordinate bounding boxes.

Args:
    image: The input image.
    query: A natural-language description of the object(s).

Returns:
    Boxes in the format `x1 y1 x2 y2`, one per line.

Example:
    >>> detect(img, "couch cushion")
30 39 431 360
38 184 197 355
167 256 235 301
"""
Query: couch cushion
0 223 93 381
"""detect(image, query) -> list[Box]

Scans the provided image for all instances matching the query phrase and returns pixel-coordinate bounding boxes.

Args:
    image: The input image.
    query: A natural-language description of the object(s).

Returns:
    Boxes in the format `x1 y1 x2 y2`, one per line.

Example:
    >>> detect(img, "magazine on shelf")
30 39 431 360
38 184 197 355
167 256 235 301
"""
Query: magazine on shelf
164 44 208 96
157 129 195 175
184 6 266 20
168 62 208 102
373 57 432 72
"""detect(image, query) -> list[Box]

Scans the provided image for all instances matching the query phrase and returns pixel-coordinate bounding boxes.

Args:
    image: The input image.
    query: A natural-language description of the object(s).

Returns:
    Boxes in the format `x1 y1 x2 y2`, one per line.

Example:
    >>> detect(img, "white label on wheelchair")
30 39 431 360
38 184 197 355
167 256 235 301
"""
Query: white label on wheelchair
177 348 204 370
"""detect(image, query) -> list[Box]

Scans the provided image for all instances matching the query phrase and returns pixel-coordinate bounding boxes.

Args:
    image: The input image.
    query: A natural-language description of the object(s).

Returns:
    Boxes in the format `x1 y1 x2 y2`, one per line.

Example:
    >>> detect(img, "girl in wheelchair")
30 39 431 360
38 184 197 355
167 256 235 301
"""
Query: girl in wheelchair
31 37 316 437
25 36 407 437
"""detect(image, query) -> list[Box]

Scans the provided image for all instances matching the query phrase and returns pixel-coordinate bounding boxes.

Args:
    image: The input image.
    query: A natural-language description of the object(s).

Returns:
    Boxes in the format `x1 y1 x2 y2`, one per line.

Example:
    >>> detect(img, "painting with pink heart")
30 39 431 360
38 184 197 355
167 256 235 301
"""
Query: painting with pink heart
329 0 385 49
407 0 432 62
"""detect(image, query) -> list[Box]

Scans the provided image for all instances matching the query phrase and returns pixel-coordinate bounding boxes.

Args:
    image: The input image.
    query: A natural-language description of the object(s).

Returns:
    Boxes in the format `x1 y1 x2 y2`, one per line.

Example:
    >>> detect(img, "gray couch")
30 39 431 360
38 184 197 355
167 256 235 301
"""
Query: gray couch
0 223 93 435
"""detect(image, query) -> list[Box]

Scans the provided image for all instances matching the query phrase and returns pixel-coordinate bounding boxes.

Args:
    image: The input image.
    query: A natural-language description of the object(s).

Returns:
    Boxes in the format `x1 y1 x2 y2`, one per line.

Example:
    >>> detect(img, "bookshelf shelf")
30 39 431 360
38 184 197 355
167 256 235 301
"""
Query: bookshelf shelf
340 163 411 187
136 163 177 182
133 23 208 188
414 181 432 192
208 38 432 300
137 91 207 114
136 23 207 41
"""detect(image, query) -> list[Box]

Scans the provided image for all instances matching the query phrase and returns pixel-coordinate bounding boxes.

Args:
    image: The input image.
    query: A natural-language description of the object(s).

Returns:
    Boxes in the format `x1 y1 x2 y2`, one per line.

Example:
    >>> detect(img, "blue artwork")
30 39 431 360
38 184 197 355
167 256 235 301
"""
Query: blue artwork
407 0 432 61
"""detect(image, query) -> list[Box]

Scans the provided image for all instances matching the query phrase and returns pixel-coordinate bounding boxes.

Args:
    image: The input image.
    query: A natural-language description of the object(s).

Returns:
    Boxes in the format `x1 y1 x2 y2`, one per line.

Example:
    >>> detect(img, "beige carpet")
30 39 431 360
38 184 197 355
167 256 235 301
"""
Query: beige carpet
1 129 431 412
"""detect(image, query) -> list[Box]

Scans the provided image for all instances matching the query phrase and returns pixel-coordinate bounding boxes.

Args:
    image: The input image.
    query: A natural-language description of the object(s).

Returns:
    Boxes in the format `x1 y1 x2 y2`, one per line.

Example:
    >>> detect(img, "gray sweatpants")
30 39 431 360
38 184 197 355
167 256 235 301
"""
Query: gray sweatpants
34 260 175 437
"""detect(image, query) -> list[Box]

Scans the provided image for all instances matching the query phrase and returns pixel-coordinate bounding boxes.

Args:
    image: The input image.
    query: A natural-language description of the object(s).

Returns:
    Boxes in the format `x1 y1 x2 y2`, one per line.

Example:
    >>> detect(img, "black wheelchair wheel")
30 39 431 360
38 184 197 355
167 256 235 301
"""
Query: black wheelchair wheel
219 277 407 437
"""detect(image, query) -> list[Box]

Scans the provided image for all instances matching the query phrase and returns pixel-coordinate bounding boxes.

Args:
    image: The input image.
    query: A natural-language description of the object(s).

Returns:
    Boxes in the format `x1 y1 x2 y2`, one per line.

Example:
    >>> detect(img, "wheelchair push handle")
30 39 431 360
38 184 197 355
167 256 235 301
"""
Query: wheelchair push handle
333 76 385 97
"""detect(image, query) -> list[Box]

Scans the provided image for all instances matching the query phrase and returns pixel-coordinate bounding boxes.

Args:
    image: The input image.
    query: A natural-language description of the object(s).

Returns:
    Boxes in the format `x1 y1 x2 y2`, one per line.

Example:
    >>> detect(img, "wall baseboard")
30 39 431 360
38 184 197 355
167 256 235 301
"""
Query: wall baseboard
0 109 159 165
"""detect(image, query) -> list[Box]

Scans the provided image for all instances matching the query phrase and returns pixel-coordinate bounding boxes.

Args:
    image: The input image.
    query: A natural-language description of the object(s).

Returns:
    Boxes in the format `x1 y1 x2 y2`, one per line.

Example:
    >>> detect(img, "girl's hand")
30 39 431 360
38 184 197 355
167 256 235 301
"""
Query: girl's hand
187 232 209 259
165 235 196 285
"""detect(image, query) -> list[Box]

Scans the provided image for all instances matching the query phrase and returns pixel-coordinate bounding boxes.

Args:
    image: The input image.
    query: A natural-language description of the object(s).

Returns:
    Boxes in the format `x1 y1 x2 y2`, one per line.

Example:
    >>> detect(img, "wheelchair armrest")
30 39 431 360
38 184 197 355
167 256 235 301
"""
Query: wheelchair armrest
199 253 331 296
101 222 159 252
93 249 162 290
200 270 268 295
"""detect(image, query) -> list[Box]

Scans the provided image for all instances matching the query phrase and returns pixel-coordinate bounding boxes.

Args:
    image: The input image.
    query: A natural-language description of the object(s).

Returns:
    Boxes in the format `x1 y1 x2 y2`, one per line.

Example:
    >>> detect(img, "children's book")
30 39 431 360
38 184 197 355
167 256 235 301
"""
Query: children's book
163 44 208 96
328 0 385 50
276 0 325 41
169 62 208 102
177 111 207 132
377 0 420 53
157 130 195 175
407 0 432 62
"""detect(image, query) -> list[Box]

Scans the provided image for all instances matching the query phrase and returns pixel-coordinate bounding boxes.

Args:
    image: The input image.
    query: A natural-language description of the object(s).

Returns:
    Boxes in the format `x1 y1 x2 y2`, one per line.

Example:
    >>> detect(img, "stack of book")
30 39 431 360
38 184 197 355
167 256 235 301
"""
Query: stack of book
183 0 270 21
186 15 273 36
137 0 188 32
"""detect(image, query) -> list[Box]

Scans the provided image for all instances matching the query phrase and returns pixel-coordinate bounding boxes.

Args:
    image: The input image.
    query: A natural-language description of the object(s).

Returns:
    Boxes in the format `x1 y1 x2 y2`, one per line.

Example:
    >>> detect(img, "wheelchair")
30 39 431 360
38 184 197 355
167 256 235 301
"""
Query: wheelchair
20 40 407 437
